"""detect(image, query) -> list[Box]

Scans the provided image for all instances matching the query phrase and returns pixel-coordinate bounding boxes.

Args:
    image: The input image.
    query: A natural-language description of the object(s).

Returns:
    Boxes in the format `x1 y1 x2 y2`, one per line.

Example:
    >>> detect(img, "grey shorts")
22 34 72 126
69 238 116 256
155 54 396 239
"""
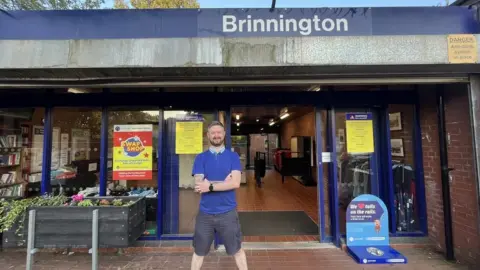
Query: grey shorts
193 209 242 256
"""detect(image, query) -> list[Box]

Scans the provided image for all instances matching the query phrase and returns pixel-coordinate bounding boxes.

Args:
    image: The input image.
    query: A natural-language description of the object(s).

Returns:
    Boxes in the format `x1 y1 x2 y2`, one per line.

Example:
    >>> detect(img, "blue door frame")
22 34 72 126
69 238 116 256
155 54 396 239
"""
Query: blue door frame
15 89 427 243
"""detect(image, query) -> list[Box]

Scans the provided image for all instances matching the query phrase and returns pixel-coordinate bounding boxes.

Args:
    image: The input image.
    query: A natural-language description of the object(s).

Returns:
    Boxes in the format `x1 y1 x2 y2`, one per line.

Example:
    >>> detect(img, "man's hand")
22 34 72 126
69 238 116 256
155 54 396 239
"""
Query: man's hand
195 179 210 194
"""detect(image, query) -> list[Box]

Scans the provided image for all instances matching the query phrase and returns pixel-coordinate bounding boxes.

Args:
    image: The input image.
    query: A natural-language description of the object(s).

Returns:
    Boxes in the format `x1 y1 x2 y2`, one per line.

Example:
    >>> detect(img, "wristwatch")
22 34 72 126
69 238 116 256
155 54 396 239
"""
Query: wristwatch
209 183 214 192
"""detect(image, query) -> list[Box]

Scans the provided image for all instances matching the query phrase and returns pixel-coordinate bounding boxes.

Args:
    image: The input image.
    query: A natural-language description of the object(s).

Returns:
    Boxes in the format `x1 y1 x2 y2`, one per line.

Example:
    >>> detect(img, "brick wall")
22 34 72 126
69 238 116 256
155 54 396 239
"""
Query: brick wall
419 84 480 266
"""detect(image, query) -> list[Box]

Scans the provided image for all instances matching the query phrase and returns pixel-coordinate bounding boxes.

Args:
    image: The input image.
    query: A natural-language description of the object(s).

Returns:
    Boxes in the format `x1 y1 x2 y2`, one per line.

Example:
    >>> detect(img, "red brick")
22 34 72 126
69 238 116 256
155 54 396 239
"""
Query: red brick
420 85 480 266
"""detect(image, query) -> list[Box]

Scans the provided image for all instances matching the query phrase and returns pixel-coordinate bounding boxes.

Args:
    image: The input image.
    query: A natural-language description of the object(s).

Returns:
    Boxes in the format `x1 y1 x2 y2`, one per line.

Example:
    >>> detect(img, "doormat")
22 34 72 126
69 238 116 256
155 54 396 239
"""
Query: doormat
238 211 318 236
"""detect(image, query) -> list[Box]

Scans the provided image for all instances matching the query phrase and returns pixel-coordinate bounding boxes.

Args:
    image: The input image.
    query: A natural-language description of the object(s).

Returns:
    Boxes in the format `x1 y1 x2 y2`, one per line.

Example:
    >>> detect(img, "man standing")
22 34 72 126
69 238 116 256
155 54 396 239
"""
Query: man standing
191 121 248 270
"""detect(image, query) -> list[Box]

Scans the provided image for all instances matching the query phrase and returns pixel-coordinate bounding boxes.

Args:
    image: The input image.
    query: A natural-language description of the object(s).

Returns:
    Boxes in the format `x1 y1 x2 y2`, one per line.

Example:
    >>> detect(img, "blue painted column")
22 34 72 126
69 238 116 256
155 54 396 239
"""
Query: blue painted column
99 105 108 196
326 108 340 246
157 108 164 239
314 107 326 242
40 106 53 195
225 108 232 150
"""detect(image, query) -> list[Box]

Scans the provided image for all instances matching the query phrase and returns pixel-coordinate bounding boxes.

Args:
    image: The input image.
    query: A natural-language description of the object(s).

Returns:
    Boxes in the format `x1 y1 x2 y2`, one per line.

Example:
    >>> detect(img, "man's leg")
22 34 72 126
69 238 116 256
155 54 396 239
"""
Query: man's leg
217 210 248 270
191 211 215 270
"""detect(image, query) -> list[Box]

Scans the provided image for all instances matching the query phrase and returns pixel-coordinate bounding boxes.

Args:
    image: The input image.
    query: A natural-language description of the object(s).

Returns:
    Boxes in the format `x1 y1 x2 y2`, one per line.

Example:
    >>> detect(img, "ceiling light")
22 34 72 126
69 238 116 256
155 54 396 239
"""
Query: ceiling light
269 121 275 126
256 118 259 122
236 122 240 126
280 113 290 120
235 114 240 120
260 128 264 131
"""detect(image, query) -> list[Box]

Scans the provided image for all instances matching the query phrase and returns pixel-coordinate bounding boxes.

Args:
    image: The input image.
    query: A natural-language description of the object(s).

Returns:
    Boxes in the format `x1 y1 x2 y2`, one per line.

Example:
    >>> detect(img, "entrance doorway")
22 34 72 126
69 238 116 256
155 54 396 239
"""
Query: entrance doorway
231 106 320 242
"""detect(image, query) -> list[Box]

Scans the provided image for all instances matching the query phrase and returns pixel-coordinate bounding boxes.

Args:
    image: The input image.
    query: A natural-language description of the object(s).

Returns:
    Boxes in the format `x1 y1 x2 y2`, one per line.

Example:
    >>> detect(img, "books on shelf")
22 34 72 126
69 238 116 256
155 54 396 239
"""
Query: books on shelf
0 152 21 166
0 171 22 197
0 185 23 197
0 135 20 148
1 171 17 185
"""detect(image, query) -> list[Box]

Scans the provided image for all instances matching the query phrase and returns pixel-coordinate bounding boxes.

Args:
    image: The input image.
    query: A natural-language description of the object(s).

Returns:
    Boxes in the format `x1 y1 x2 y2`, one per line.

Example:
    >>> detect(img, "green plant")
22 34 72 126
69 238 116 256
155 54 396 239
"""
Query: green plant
112 199 123 206
0 195 68 234
78 199 94 207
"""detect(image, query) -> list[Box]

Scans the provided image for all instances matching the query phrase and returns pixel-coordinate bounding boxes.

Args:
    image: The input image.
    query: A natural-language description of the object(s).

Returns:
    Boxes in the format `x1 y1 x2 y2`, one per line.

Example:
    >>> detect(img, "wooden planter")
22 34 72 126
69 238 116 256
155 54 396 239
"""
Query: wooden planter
2 196 146 249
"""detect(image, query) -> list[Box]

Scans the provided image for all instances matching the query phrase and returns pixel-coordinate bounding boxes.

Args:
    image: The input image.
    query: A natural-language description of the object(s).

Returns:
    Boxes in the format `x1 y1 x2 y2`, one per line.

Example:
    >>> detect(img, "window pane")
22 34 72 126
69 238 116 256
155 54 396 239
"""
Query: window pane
0 108 42 198
163 111 213 235
336 110 377 235
388 105 420 232
108 108 159 237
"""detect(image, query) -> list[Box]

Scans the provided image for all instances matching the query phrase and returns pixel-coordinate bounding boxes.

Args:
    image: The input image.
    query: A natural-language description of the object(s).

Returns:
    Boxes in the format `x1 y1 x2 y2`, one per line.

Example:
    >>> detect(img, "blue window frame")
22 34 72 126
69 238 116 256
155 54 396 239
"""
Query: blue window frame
0 89 428 243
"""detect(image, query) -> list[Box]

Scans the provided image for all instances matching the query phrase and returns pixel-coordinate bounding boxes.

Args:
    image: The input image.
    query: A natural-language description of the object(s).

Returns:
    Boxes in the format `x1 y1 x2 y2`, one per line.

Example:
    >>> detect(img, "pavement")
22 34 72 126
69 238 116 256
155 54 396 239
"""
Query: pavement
0 246 474 270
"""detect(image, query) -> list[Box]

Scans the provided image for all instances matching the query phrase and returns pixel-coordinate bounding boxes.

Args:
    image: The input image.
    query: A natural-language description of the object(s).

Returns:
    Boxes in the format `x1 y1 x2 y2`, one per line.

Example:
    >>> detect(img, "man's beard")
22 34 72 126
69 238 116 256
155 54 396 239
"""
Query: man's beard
209 138 224 147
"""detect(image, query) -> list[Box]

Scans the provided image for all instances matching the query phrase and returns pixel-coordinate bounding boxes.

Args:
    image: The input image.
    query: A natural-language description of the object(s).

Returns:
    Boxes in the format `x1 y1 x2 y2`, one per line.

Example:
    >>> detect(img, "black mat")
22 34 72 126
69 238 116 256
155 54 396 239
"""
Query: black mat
238 211 319 236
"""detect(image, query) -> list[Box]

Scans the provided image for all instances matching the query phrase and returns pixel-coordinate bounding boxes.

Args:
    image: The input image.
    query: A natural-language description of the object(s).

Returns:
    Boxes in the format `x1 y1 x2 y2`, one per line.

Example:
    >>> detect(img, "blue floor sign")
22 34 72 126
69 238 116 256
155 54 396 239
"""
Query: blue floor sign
346 194 407 264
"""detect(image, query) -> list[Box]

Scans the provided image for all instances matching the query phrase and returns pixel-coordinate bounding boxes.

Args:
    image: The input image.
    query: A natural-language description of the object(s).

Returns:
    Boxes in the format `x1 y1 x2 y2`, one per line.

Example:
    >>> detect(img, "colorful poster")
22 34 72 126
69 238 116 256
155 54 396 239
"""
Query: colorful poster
113 125 153 180
345 113 374 153
175 119 203 154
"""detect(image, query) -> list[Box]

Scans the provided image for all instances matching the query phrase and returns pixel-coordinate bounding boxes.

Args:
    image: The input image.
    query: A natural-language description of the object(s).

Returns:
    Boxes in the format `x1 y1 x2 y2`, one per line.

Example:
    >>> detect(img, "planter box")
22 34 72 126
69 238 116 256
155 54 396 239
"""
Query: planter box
2 196 146 249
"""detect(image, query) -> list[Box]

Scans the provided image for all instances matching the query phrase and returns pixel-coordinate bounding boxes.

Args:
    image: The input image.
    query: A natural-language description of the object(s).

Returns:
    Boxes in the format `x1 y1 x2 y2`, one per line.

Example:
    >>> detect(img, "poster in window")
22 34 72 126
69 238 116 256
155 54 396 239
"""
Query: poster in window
71 129 90 161
113 124 153 180
30 126 61 173
345 113 374 154
60 133 69 167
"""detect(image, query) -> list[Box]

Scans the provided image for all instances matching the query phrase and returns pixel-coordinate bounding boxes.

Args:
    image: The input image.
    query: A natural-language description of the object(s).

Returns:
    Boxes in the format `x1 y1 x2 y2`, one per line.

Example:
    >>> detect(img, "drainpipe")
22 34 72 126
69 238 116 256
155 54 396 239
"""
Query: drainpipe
436 86 455 261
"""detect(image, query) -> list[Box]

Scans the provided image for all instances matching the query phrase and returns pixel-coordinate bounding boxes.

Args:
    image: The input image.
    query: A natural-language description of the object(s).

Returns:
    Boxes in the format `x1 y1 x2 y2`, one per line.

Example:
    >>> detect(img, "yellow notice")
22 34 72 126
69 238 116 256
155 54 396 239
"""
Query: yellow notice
345 113 374 154
448 34 478 64
176 121 203 154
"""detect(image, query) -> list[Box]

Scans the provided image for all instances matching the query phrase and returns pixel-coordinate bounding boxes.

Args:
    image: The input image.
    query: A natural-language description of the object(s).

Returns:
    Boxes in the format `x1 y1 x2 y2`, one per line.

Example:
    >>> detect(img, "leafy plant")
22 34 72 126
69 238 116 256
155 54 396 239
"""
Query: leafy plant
0 195 68 234
78 199 94 207
112 199 123 206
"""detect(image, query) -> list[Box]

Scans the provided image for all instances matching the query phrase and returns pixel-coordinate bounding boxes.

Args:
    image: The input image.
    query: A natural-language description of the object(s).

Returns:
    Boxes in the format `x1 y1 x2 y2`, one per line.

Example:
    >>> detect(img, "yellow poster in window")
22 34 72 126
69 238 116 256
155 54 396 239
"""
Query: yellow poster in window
345 113 374 154
176 121 203 154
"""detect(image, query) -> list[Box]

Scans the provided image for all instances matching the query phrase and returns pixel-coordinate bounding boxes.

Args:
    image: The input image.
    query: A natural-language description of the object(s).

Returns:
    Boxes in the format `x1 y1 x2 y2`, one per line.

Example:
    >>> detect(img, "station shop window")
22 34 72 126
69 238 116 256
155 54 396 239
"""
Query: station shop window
335 109 379 235
0 108 43 198
388 104 420 233
163 110 214 235
48 108 102 196
107 108 160 237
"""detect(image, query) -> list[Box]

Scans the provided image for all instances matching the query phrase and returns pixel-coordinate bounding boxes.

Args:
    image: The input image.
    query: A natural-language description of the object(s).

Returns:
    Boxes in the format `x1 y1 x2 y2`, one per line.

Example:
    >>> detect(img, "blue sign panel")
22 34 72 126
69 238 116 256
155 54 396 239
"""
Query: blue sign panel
345 113 373 121
0 7 478 40
346 194 407 264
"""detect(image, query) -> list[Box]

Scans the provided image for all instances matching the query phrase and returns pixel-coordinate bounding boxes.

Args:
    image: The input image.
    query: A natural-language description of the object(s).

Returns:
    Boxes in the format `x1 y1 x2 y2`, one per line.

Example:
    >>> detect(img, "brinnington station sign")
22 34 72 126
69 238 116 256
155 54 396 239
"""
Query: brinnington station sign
0 8 477 40
222 15 348 35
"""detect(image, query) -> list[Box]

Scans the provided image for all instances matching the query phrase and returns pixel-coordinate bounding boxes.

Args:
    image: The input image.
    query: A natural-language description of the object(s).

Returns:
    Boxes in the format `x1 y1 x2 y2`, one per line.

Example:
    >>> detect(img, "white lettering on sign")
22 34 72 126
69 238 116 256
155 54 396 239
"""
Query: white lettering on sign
222 15 349 35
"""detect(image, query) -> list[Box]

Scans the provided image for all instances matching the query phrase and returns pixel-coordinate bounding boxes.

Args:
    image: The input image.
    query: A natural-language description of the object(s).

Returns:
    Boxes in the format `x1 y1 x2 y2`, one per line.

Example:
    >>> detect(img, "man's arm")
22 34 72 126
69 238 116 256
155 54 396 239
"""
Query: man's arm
211 170 241 191
194 174 204 184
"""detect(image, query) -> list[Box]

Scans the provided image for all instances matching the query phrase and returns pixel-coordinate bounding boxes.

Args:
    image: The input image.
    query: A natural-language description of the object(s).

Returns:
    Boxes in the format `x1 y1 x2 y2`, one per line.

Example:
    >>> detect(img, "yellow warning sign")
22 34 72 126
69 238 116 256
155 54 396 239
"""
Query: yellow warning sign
447 34 478 64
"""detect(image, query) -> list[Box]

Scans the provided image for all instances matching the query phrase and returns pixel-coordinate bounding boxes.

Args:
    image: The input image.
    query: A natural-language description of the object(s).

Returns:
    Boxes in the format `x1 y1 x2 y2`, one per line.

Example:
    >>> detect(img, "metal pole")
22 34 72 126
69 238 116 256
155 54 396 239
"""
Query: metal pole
26 210 36 270
436 87 455 261
91 209 99 270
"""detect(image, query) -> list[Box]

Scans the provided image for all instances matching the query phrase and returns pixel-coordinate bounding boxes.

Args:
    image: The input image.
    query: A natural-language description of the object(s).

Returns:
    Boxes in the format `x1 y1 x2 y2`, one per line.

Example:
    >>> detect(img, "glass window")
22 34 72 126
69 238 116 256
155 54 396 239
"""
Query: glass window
108 108 159 237
335 110 378 234
0 108 42 198
388 105 419 232
49 108 102 196
163 110 214 235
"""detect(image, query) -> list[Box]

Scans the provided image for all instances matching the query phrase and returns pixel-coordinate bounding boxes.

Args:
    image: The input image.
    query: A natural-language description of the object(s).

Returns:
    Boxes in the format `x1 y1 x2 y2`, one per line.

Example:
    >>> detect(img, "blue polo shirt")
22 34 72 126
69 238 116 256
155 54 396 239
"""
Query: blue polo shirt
192 147 242 214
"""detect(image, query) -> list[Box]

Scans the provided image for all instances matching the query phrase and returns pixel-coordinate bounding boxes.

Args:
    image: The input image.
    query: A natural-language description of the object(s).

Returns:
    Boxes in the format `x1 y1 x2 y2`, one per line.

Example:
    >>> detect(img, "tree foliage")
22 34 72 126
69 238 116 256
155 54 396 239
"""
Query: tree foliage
113 0 199 9
0 0 104 10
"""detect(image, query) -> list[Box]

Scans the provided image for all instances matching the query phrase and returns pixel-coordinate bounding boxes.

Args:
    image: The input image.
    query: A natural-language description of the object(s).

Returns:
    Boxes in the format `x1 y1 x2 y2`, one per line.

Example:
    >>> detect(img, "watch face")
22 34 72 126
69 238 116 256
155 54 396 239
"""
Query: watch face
209 184 213 191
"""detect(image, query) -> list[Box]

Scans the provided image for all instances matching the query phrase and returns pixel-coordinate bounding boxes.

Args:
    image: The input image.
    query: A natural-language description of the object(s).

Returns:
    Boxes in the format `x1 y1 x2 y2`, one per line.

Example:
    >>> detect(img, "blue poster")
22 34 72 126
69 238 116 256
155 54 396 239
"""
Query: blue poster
346 194 407 264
